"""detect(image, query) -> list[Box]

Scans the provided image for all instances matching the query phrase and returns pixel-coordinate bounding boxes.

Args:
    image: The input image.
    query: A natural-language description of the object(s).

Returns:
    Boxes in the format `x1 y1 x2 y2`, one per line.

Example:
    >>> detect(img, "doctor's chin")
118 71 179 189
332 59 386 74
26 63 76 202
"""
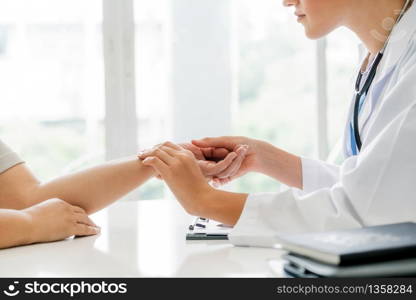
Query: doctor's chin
0 0 416 299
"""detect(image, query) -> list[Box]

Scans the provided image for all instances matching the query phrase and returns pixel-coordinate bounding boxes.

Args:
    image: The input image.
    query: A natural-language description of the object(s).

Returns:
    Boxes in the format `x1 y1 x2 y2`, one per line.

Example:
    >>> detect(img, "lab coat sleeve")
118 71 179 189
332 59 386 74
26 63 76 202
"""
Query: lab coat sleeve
229 56 416 248
301 157 340 194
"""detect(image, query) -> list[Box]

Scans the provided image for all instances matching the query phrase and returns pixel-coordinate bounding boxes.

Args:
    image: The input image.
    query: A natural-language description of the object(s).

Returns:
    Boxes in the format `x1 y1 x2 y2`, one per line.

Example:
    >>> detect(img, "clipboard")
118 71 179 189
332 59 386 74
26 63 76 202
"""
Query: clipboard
186 217 232 240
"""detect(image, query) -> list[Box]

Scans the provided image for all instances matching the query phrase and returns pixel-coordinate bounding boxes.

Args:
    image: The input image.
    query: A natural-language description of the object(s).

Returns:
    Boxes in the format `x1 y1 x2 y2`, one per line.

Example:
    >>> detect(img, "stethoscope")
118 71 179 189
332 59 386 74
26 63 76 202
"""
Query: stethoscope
352 0 412 152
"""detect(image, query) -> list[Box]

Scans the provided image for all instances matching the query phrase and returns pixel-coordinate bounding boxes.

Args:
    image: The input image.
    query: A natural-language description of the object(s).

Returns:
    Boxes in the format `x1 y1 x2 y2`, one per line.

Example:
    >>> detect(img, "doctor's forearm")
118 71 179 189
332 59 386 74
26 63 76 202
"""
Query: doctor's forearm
199 189 248 226
35 157 155 214
255 141 303 189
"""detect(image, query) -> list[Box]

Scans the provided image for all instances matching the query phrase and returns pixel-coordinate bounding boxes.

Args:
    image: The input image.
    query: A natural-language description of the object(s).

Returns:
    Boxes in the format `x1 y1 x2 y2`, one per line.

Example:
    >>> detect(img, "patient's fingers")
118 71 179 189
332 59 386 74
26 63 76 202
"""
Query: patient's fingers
192 137 237 151
200 147 214 159
138 141 181 159
149 148 175 165
200 147 230 161
160 146 182 157
211 148 231 159
180 143 205 160
75 213 98 227
142 157 170 178
160 141 182 150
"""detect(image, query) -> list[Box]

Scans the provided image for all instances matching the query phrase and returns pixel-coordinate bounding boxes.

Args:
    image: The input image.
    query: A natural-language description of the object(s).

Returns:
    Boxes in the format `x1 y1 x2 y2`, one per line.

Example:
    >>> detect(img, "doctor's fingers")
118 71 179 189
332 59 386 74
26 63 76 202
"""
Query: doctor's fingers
73 224 101 237
156 147 178 165
216 146 248 179
142 157 171 178
158 141 182 150
71 205 86 214
192 136 242 151
203 152 237 175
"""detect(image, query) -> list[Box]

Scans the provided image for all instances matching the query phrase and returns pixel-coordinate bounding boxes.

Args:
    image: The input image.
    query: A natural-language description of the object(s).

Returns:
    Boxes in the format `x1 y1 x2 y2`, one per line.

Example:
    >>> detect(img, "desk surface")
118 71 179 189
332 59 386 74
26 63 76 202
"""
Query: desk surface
0 200 286 277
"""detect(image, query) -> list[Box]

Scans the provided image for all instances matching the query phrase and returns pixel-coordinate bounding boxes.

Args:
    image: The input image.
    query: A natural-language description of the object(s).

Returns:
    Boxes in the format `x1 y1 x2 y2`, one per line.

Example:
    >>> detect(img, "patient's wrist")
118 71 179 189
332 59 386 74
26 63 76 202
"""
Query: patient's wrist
18 210 35 245
136 158 157 177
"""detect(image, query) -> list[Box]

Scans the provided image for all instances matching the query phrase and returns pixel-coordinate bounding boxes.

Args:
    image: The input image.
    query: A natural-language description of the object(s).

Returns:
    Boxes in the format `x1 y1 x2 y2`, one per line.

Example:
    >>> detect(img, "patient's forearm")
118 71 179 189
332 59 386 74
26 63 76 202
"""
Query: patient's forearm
0 209 31 249
36 157 155 214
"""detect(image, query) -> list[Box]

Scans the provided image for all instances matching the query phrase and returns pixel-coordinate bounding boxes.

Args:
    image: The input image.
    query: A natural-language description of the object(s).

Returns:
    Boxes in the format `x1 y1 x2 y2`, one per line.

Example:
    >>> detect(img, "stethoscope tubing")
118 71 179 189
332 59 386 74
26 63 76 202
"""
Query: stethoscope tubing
352 0 412 152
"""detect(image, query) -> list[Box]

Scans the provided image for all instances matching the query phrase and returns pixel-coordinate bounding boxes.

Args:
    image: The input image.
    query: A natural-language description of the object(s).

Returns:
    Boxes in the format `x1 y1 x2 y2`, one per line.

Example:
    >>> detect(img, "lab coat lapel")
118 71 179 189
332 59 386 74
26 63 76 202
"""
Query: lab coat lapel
362 4 416 151
343 3 416 157
367 2 416 109
378 2 416 78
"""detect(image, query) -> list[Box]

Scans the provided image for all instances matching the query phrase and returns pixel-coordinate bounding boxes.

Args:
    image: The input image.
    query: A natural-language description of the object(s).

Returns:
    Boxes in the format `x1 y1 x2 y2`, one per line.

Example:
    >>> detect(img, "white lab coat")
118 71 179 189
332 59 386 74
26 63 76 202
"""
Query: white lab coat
229 3 416 248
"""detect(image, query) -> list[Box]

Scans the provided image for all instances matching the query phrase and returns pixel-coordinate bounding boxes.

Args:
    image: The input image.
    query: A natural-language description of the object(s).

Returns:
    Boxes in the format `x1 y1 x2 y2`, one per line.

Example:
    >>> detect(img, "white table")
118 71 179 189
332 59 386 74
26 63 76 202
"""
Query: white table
0 200 286 277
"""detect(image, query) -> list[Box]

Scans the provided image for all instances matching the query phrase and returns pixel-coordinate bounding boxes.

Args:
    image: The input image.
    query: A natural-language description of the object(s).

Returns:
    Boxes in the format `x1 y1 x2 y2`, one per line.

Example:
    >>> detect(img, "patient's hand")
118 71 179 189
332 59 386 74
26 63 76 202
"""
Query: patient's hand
23 199 100 244
138 142 248 182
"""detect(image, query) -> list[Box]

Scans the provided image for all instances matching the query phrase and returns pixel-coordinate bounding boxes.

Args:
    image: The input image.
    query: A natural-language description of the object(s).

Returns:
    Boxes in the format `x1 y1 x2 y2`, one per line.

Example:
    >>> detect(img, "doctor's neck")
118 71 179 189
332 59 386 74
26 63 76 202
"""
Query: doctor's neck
344 0 412 56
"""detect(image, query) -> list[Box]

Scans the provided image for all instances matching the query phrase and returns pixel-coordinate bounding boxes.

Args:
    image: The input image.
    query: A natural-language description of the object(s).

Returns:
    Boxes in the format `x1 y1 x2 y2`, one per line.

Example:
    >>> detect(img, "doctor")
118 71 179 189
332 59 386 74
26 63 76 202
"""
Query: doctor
140 0 416 247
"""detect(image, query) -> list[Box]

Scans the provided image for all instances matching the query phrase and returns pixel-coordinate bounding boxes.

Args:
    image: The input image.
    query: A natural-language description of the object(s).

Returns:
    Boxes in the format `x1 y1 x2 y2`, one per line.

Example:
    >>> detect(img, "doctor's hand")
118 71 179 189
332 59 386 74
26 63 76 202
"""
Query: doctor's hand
138 142 248 182
181 142 249 183
192 136 260 185
193 136 303 189
141 144 216 216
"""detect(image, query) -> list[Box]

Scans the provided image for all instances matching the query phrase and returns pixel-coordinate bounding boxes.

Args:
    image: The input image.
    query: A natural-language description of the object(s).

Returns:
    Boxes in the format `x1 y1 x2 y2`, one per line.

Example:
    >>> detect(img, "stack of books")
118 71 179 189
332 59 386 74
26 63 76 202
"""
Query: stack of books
275 222 416 277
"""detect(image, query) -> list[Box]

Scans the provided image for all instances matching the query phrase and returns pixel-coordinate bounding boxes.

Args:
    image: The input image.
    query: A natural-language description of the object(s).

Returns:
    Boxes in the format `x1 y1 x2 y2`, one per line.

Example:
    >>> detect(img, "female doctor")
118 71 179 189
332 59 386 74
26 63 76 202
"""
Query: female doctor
140 0 416 247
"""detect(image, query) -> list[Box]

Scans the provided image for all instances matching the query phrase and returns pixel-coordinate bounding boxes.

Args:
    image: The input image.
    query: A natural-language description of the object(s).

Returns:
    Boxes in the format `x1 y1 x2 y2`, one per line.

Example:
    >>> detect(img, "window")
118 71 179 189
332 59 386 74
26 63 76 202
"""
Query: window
0 0 104 181
233 0 317 193
134 0 170 199
1 0 360 200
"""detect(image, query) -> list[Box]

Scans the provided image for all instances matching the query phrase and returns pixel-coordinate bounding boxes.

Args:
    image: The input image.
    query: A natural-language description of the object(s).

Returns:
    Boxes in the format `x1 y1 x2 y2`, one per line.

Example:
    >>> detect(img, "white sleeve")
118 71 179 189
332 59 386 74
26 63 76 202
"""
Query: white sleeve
301 157 340 194
0 139 24 174
229 57 416 248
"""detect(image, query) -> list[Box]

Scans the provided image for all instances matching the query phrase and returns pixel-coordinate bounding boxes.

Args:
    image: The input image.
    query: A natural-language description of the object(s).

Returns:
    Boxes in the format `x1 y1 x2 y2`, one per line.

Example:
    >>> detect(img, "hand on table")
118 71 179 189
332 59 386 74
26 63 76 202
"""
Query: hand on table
23 198 100 244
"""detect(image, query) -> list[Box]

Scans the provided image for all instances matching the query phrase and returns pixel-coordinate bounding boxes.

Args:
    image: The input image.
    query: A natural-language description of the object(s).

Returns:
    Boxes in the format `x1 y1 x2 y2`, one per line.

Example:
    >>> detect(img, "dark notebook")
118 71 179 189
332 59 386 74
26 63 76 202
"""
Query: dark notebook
276 222 416 266
281 254 416 278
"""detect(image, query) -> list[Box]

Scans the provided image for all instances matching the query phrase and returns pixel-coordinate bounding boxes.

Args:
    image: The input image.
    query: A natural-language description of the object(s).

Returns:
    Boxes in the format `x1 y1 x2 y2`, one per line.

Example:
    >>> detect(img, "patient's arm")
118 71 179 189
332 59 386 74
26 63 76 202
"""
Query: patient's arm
0 157 155 214
0 209 33 248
